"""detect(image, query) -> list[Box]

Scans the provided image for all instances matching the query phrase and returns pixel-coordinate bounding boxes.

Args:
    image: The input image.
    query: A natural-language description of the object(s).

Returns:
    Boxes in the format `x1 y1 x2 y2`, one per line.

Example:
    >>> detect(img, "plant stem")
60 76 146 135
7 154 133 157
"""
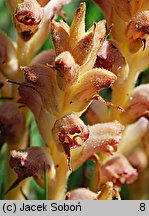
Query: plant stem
110 70 139 123
48 155 68 200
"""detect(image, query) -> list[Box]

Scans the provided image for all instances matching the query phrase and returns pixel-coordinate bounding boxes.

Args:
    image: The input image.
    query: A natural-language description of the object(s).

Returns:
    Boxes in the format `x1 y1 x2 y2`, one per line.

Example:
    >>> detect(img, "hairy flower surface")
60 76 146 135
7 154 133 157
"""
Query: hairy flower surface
8 146 55 192
1 0 147 200
14 0 44 41
19 2 117 151
101 155 138 187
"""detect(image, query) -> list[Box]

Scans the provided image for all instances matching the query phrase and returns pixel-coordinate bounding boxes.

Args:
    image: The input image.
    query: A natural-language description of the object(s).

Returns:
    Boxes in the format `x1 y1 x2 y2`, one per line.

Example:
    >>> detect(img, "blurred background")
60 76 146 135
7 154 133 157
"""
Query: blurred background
0 0 148 200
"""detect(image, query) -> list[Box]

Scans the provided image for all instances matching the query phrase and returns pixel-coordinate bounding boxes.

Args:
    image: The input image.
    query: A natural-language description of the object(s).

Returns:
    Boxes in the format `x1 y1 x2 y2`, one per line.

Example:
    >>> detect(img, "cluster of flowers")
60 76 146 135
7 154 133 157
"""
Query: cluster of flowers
0 0 148 200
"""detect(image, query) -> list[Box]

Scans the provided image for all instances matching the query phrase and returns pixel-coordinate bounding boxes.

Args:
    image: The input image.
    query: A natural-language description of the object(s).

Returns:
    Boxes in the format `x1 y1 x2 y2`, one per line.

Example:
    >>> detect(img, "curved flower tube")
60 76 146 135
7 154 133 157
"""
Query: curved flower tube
7 146 55 193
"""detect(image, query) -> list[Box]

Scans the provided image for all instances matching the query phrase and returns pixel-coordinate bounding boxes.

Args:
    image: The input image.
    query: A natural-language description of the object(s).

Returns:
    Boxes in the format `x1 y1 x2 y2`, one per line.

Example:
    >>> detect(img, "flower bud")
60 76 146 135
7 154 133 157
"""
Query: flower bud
55 51 79 90
14 0 43 41
51 21 69 56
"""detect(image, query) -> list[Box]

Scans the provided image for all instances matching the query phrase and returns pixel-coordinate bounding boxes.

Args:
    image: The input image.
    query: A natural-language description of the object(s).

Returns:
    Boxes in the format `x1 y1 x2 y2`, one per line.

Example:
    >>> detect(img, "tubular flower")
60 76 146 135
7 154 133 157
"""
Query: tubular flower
52 113 124 170
119 117 149 155
8 147 55 193
52 113 89 168
101 155 138 188
127 147 148 174
12 0 71 41
14 0 44 41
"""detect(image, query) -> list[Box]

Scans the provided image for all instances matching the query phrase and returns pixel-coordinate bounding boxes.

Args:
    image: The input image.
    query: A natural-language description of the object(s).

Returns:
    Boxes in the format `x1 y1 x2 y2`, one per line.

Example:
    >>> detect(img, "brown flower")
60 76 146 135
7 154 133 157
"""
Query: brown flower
7 146 55 193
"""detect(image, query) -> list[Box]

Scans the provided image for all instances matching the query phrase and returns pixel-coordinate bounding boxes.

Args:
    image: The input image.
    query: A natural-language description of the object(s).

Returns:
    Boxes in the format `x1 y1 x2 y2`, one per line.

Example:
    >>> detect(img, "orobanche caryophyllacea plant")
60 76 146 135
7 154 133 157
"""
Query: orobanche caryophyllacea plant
0 0 148 200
